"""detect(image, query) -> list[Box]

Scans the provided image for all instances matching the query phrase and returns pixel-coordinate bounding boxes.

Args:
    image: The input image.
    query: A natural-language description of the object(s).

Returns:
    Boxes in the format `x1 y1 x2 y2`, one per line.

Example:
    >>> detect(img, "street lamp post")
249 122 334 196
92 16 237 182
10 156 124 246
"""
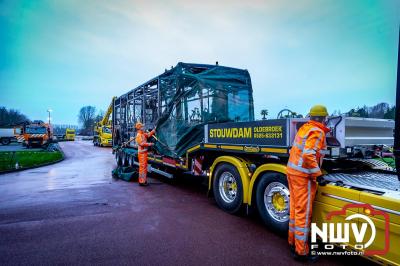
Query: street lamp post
47 109 52 124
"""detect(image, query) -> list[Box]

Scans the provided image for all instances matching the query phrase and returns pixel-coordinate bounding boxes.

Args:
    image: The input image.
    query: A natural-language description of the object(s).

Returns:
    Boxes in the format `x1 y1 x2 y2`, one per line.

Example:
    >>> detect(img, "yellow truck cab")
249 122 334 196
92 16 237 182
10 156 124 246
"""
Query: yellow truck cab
65 128 75 141
93 97 115 147
94 125 112 147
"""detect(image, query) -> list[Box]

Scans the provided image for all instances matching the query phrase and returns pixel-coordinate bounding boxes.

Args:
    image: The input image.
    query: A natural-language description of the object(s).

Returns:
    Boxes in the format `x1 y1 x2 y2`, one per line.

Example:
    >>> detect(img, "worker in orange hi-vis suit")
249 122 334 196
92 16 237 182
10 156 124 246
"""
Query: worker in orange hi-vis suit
135 122 156 186
287 105 330 262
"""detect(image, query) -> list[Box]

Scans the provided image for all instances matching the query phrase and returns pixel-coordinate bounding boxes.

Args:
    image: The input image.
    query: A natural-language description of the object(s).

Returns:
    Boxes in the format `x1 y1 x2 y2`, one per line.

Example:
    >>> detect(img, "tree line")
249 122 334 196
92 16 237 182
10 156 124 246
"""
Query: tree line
0 107 30 127
0 105 102 135
332 102 395 119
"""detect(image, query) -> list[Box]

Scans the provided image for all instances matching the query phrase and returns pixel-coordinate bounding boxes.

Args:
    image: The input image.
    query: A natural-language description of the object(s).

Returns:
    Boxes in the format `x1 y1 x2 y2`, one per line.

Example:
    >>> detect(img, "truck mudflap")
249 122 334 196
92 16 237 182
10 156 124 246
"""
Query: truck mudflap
324 171 399 194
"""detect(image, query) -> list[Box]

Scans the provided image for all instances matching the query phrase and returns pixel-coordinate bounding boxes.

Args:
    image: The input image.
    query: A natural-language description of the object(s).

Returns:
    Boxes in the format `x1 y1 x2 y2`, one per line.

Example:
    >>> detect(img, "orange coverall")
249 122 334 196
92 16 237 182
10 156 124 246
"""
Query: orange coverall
287 120 329 256
135 129 155 184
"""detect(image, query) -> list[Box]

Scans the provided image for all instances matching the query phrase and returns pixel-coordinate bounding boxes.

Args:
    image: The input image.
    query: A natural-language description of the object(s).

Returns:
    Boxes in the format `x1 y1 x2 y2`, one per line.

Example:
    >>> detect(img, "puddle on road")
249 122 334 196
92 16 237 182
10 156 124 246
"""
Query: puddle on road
28 171 48 174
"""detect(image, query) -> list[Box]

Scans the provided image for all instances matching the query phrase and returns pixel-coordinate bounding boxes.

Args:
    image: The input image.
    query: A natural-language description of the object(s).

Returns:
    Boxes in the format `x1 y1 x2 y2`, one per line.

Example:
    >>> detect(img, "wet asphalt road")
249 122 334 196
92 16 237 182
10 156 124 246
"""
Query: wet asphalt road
0 141 370 265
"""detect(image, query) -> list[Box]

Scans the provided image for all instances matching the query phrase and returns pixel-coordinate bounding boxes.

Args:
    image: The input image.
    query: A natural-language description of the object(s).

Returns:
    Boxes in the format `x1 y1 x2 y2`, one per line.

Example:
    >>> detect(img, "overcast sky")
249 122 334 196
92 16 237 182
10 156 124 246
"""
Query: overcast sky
1 0 399 125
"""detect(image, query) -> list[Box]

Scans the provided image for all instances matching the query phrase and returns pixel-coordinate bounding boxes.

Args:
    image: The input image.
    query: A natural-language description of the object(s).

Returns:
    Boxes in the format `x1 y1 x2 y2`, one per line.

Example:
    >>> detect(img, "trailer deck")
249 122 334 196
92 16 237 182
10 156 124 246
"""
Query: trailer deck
325 171 399 194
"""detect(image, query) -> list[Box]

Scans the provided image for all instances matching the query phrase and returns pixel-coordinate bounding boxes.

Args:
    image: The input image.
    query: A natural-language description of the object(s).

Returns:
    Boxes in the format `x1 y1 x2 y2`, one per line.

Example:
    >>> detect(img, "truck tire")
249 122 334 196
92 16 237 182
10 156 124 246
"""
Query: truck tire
255 172 290 235
1 138 11 145
213 163 243 214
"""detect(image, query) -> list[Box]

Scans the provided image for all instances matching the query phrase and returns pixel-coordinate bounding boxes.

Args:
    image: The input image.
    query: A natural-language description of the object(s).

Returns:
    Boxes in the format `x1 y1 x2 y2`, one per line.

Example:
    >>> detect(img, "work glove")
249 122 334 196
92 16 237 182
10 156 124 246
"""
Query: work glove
316 175 328 186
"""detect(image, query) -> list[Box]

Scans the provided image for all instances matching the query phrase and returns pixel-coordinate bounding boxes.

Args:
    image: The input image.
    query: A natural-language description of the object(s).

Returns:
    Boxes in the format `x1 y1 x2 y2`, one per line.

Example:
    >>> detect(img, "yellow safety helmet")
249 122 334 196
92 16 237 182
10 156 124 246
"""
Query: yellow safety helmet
309 105 328 117
135 122 143 130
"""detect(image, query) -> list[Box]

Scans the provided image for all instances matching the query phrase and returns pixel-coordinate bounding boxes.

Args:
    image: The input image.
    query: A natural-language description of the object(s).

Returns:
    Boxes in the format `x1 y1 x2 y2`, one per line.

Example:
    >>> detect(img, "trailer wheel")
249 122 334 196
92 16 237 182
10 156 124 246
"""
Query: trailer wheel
1 138 11 145
116 151 122 166
213 163 243 214
125 154 131 167
122 152 129 166
130 156 136 167
255 172 290 235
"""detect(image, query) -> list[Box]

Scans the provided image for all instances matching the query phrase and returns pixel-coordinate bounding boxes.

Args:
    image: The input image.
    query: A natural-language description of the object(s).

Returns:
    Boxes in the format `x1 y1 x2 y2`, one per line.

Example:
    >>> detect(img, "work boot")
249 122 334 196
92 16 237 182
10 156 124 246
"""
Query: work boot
307 253 319 263
290 246 304 261
292 252 319 263
289 245 295 254
139 181 149 187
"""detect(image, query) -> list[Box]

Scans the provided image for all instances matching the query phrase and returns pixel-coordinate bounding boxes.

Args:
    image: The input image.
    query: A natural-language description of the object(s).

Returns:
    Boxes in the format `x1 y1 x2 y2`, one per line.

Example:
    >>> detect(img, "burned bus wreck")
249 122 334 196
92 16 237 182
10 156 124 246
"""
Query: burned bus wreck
112 62 254 157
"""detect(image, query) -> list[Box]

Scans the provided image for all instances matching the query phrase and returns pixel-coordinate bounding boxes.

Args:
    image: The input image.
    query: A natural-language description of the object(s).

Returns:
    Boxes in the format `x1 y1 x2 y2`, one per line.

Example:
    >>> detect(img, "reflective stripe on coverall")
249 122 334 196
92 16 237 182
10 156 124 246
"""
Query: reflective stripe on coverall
135 129 155 184
287 120 329 256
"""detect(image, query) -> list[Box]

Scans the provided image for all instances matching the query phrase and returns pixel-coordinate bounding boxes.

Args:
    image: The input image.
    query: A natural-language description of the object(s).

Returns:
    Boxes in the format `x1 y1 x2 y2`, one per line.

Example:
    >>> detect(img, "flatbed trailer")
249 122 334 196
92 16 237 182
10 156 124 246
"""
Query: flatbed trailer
113 62 399 265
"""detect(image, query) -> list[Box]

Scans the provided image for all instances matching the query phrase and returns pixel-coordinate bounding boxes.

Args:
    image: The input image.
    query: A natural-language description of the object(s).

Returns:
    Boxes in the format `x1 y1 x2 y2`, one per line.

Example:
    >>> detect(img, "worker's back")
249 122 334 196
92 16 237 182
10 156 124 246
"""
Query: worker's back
287 121 328 178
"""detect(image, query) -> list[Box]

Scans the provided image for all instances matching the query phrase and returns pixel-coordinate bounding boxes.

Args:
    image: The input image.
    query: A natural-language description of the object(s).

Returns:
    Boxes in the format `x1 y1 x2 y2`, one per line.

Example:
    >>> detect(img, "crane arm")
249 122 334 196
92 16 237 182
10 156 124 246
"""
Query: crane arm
99 96 116 126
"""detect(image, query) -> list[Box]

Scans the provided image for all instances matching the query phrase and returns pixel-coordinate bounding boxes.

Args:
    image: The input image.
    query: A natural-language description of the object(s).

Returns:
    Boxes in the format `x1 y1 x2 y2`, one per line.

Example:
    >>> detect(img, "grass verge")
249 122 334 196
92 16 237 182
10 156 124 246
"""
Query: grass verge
0 151 63 172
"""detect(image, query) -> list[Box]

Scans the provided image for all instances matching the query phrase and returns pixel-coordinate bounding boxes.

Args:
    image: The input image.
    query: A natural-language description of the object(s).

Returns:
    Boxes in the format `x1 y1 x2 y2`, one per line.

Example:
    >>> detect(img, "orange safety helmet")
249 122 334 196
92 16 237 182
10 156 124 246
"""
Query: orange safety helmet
135 122 144 130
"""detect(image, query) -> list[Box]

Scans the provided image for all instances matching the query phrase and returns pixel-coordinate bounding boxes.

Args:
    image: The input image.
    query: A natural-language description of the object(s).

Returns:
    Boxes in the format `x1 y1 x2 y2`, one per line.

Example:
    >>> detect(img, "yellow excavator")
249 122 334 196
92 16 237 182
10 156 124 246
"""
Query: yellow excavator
93 97 116 147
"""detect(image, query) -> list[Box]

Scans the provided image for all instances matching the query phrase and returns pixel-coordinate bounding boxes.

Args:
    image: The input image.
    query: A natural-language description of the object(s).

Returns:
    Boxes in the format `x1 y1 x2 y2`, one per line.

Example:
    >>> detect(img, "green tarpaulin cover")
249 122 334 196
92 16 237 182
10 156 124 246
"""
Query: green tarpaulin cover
154 63 254 157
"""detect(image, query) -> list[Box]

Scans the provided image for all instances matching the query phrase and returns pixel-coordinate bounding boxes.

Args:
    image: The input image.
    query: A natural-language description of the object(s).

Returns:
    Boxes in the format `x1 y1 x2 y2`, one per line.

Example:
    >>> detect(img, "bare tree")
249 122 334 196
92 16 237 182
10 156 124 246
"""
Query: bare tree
78 106 96 134
95 110 105 123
